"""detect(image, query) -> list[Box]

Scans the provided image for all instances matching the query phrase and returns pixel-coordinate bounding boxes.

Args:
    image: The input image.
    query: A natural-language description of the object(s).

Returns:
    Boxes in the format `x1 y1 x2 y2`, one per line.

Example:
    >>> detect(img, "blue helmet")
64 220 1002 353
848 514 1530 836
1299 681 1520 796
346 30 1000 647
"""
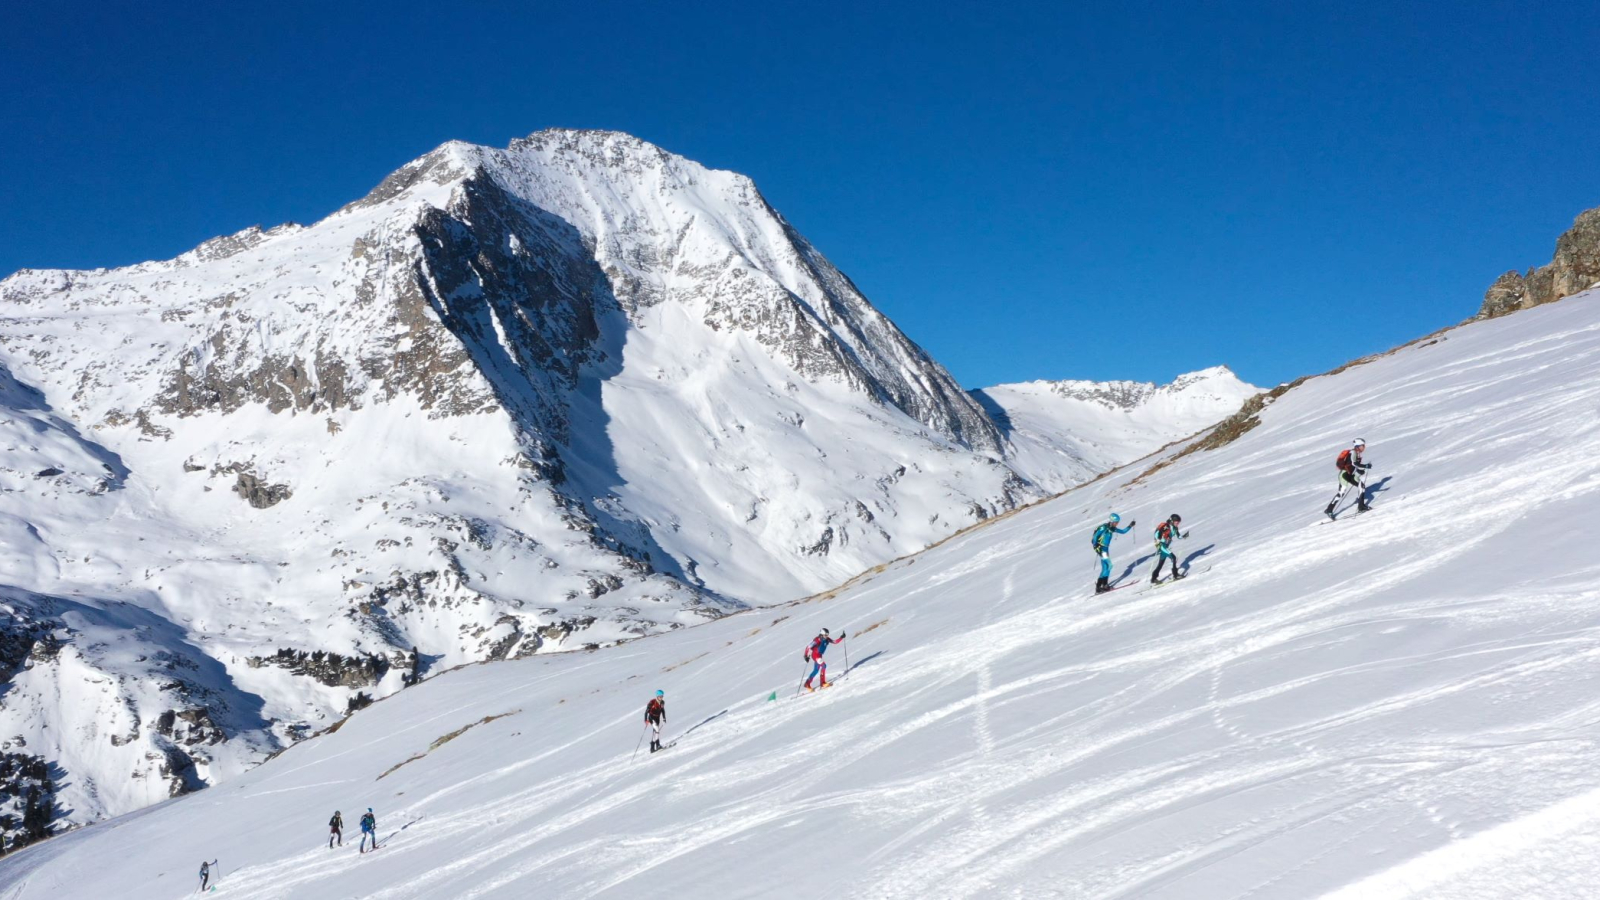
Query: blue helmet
655 690 664 697
1109 513 1121 523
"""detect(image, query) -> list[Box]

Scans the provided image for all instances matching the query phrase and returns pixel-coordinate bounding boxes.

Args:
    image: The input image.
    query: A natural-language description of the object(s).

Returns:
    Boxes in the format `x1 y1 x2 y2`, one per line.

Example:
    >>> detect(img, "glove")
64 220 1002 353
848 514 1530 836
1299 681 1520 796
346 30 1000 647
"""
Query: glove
839 631 847 639
1182 531 1190 539
1360 462 1373 470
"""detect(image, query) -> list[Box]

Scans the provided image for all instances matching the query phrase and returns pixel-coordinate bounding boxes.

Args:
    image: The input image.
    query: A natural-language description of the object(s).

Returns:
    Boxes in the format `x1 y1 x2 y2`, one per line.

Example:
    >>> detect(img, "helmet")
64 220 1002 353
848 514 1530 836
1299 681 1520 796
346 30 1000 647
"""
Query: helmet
1109 513 1121 523
821 628 830 636
1169 514 1181 523
1353 438 1366 448
655 690 664 697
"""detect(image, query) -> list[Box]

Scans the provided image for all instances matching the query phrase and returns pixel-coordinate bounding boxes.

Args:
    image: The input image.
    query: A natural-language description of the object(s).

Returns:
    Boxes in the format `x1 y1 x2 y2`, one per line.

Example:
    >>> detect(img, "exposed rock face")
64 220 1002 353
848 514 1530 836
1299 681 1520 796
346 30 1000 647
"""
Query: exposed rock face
248 648 391 688
233 472 292 508
1480 207 1600 318
0 752 56 852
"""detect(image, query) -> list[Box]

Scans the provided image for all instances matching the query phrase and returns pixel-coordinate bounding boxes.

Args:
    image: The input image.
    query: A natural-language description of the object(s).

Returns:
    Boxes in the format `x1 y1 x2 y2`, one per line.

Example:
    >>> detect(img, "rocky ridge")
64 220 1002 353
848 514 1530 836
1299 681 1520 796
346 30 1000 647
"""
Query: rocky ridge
1481 206 1600 318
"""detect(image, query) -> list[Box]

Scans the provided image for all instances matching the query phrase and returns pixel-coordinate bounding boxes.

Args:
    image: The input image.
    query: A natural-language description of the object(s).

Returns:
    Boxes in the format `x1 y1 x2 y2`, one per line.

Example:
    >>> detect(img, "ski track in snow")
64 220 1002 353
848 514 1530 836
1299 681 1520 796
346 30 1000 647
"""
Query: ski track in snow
3 298 1600 897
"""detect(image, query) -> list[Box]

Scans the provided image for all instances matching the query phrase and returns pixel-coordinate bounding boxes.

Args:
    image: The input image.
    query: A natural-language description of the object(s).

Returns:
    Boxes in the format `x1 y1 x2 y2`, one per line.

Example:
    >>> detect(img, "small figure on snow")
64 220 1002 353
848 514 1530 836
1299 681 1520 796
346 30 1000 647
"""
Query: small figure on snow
803 628 845 691
198 859 217 893
1092 513 1135 593
645 690 667 753
1150 514 1188 583
1325 438 1373 517
329 809 344 848
359 808 378 853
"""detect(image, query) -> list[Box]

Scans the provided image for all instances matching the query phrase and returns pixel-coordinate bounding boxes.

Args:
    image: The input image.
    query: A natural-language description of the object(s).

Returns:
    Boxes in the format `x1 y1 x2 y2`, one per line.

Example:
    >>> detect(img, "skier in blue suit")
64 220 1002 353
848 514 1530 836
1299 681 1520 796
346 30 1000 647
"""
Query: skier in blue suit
1092 513 1135 594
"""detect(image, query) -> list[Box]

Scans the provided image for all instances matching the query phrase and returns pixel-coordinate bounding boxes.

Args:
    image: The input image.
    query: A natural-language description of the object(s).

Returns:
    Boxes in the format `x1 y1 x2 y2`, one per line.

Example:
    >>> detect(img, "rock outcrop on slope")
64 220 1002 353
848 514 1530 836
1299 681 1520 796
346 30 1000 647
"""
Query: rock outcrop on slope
1480 206 1600 318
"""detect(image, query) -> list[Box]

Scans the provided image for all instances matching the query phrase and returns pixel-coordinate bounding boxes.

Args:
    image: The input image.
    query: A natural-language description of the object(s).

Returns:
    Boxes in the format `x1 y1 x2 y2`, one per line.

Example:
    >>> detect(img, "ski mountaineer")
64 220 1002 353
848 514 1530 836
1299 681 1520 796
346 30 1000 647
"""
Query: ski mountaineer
1325 438 1374 517
328 810 344 848
645 690 666 753
803 628 846 691
198 859 216 893
1150 514 1188 583
1092 513 1135 594
359 808 377 853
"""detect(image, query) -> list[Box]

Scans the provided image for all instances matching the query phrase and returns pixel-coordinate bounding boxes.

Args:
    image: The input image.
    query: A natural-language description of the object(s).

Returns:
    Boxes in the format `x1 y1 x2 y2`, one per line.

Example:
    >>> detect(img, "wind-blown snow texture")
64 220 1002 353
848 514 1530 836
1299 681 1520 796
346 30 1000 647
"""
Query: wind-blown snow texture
6 292 1596 898
0 129 1248 835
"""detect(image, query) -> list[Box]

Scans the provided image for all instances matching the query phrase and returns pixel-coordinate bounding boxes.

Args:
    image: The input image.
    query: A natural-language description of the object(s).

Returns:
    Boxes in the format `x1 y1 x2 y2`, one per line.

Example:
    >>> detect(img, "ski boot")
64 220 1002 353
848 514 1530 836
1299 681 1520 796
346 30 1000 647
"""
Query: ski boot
1324 502 1337 519
1356 501 1371 513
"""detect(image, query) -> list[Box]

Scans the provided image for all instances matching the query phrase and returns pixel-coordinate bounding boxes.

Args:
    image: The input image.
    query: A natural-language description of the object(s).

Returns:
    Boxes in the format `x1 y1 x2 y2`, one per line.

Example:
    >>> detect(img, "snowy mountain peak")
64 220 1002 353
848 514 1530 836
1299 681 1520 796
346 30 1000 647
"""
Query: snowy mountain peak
0 130 1252 843
975 366 1260 492
1002 365 1251 413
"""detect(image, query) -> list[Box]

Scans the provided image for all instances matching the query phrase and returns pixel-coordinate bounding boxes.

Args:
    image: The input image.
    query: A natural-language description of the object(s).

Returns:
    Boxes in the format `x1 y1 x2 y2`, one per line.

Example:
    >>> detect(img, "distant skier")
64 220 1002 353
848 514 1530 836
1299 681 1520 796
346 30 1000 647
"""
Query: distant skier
1150 514 1189 583
197 859 217 892
803 628 846 691
1325 438 1373 517
645 690 667 753
359 808 378 853
1092 513 1135 593
328 809 344 848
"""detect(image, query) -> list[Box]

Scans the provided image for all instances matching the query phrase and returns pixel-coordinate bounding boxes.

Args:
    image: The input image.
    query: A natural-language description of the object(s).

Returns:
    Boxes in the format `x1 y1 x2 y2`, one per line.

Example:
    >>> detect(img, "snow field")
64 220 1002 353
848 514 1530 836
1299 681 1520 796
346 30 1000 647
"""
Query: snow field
4 297 1598 898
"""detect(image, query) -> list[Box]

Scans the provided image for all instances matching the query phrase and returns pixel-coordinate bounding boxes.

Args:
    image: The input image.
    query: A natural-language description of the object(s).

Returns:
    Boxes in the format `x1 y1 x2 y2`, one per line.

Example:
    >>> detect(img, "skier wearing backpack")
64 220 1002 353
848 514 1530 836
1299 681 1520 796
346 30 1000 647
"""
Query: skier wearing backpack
645 690 666 753
803 629 846 691
197 859 217 892
1150 514 1188 583
1092 513 1135 593
328 810 344 848
359 808 377 853
1325 438 1373 517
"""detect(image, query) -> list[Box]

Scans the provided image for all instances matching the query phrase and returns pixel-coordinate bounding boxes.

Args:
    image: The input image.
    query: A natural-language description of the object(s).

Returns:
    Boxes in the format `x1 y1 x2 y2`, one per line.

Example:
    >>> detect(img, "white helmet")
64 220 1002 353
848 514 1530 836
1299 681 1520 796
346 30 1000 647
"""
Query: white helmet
1352 438 1366 448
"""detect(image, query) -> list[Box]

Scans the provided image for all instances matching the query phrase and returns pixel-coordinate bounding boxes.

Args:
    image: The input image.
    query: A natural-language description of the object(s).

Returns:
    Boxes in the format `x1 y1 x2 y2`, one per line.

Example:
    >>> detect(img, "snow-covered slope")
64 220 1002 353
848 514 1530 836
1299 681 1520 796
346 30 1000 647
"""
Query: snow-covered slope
0 129 1248 836
8 292 1596 898
976 365 1260 491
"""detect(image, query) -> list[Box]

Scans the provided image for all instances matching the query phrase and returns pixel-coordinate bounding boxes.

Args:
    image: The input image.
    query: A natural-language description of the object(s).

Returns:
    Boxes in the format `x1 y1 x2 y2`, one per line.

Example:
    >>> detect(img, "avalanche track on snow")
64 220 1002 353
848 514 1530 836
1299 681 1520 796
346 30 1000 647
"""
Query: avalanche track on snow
4 295 1599 898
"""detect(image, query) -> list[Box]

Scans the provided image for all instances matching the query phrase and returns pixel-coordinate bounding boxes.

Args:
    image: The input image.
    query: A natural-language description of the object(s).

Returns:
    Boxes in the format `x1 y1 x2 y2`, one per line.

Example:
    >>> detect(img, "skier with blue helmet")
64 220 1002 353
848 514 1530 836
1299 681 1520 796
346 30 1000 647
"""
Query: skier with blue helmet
1092 513 1135 594
645 690 666 753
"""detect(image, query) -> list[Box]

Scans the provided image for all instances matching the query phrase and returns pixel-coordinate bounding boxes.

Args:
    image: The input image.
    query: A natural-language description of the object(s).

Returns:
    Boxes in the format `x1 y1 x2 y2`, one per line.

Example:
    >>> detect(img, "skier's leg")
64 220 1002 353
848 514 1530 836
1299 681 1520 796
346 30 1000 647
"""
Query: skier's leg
818 660 829 686
1327 473 1354 513
805 660 819 688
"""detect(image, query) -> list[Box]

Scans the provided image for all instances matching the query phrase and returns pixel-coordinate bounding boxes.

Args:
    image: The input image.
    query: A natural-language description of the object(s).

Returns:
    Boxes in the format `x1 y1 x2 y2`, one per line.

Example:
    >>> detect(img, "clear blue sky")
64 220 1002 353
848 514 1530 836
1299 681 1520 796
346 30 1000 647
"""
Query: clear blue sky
4 2 1597 389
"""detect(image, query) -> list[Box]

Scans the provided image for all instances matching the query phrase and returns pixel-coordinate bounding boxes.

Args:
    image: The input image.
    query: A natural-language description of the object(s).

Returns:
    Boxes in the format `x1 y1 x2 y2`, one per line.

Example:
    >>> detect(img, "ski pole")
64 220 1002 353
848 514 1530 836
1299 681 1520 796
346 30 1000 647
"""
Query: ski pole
794 660 809 697
630 722 648 763
843 638 851 679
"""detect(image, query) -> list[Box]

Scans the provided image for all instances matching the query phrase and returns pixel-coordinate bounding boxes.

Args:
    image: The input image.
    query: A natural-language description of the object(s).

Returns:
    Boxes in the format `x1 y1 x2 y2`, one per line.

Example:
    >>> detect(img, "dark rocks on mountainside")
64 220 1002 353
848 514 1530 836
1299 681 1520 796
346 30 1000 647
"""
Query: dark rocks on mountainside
248 648 390 688
233 472 292 508
153 707 224 746
1481 206 1600 318
0 753 57 853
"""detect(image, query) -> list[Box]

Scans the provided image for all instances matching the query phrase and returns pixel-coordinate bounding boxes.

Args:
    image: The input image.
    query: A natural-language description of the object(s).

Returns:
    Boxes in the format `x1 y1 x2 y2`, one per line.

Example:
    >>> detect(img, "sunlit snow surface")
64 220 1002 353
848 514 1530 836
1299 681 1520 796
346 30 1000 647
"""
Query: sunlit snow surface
6 294 1599 897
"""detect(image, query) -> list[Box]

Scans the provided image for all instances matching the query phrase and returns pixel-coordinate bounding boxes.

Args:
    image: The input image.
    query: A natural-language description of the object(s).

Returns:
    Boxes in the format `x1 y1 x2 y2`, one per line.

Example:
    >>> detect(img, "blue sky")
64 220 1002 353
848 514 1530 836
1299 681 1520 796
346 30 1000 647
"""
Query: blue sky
3 1 1597 388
